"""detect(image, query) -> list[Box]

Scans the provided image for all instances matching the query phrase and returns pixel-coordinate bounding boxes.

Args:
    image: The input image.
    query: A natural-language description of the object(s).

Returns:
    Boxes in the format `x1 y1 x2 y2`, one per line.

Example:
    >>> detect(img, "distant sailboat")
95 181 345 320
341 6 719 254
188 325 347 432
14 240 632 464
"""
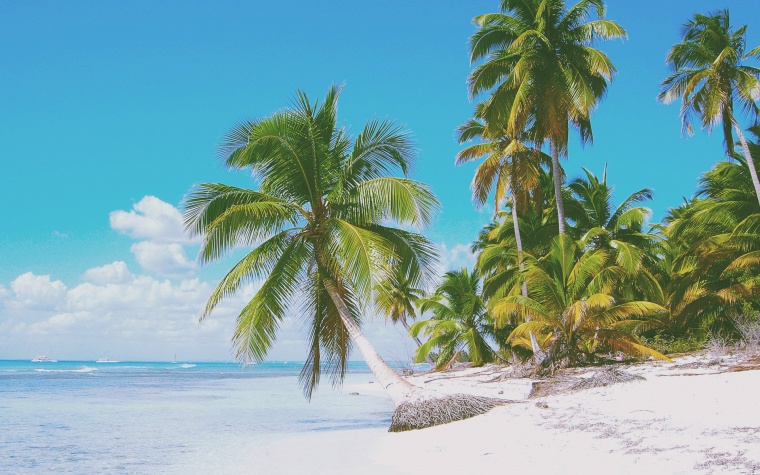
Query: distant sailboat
31 355 57 363
171 354 178 364
95 358 119 363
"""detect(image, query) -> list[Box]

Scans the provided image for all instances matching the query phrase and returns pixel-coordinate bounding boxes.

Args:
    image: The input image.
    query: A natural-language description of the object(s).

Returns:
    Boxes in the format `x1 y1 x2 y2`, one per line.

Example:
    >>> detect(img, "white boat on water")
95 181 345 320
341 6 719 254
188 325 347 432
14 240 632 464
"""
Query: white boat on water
95 358 119 363
31 355 57 363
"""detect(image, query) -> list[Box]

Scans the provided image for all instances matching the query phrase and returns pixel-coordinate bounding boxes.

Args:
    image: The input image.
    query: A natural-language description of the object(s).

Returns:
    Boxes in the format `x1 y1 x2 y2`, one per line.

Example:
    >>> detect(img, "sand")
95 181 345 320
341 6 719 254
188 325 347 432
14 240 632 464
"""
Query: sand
235 352 760 474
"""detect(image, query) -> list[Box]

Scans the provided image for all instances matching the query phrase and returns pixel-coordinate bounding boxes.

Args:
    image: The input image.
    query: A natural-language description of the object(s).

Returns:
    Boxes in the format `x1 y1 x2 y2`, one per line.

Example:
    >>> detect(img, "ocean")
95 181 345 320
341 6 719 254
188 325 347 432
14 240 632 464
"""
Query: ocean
0 360 396 474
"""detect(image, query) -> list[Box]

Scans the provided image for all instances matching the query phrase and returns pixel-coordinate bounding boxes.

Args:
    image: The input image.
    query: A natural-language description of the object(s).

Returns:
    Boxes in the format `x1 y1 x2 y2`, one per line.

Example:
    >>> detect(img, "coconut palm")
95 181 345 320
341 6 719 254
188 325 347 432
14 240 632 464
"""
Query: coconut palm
564 167 663 294
663 150 760 332
493 235 669 368
469 0 626 234
659 9 760 206
475 167 559 302
184 86 499 431
456 111 548 297
374 269 433 363
410 268 498 369
566 166 654 245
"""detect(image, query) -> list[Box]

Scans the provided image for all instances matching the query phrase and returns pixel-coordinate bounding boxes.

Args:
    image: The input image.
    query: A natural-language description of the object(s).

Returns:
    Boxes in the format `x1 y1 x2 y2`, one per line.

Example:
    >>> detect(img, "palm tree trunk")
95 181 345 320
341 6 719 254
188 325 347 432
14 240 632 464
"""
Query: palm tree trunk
550 138 567 235
509 175 540 357
323 278 504 431
733 121 760 208
322 279 414 405
509 177 528 299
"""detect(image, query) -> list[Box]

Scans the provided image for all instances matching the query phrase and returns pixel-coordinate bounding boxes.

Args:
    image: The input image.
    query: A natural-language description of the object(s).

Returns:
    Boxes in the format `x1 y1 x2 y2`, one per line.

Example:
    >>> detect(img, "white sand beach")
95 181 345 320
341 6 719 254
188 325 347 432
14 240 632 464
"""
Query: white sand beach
235 352 760 475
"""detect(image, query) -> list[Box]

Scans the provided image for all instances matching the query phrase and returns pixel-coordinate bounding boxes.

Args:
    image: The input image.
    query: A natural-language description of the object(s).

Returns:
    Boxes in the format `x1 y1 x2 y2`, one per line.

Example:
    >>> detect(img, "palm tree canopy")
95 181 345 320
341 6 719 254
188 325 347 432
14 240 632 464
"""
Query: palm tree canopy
374 268 425 326
566 166 652 237
456 106 551 214
468 0 626 148
183 85 440 398
659 9 760 155
492 235 669 365
411 268 498 368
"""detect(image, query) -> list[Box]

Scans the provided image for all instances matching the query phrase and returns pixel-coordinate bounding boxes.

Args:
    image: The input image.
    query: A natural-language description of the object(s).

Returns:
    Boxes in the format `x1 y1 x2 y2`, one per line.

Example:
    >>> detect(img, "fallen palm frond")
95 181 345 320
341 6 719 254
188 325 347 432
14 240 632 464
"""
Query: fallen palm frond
530 366 644 397
569 368 644 391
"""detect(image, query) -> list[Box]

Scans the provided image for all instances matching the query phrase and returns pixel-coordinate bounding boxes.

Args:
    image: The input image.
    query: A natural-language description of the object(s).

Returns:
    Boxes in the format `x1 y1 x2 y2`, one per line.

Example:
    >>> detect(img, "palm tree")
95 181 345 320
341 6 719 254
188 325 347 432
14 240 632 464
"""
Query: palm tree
662 149 760 334
564 166 663 291
410 268 498 369
493 235 669 368
659 9 760 206
184 86 499 431
374 268 434 364
566 166 654 244
469 0 626 234
455 111 548 297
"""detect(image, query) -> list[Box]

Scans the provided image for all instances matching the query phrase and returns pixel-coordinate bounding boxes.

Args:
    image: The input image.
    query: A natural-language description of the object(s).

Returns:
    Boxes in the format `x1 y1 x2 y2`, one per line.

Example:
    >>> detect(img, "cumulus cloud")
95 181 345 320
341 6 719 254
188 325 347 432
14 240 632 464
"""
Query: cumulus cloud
438 242 478 272
0 268 418 363
0 271 233 360
9 272 67 309
130 242 195 278
110 196 195 244
109 196 202 277
81 261 134 285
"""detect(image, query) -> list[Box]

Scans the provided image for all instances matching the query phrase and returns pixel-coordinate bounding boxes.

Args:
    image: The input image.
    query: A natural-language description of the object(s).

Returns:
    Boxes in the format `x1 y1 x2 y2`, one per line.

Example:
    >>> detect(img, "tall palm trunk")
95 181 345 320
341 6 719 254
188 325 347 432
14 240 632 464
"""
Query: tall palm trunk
733 121 760 208
323 280 414 404
509 174 542 359
550 139 567 235
509 174 528 299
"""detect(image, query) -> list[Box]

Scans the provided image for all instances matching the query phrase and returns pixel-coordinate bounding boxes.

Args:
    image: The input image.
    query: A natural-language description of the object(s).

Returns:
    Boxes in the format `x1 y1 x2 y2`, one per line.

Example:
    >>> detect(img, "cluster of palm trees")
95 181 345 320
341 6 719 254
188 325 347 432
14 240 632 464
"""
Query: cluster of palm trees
396 3 760 372
183 1 760 429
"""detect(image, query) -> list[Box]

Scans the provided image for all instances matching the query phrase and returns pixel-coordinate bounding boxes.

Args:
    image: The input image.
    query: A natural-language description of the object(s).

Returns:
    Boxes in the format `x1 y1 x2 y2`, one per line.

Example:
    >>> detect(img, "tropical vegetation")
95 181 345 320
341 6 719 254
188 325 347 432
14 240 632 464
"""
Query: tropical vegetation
187 2 760 431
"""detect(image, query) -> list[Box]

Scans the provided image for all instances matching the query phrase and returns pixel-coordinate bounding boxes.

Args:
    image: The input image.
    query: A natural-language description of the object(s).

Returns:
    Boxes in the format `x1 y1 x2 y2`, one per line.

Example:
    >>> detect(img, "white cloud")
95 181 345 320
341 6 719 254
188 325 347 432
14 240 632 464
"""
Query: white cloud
9 272 67 309
0 271 232 360
130 242 195 277
110 196 195 244
438 242 478 272
81 261 134 285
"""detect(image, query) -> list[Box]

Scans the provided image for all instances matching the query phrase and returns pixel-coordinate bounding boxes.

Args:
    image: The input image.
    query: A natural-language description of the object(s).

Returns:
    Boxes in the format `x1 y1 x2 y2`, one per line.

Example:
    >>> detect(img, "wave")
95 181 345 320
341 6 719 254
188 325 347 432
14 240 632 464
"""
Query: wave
179 364 196 369
35 366 98 373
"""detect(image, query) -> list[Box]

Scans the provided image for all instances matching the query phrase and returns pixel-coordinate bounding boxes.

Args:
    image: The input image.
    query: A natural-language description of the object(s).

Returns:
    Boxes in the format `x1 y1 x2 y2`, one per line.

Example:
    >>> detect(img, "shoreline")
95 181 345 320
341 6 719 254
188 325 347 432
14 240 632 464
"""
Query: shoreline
226 351 760 474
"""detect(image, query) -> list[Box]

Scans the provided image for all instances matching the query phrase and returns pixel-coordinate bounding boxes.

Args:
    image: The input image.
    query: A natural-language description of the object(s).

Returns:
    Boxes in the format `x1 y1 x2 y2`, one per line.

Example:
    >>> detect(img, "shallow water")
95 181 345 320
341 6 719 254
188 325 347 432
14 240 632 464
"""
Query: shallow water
0 360 394 474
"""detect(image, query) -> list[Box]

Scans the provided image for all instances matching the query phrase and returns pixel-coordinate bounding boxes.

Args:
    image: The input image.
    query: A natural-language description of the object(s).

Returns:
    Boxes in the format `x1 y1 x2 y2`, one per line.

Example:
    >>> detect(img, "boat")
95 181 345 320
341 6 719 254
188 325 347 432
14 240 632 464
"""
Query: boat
31 355 57 363
95 358 119 363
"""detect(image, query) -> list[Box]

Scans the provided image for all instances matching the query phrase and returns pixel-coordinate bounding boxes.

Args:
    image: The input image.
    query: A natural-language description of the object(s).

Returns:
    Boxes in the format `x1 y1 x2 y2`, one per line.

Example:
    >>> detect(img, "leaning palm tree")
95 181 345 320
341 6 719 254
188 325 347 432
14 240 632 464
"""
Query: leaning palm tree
410 268 498 370
659 9 760 206
469 0 626 234
184 86 501 432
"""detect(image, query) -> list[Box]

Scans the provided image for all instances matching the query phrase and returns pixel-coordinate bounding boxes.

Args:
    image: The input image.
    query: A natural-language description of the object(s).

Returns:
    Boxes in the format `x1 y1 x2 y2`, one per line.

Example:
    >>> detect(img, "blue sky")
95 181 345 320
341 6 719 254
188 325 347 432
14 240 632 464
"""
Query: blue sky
1 1 758 361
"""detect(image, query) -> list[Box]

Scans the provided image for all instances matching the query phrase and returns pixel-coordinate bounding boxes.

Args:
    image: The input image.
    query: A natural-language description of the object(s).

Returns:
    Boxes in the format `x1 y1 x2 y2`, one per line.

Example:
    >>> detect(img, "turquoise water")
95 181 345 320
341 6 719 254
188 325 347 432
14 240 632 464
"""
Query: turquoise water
0 360 394 474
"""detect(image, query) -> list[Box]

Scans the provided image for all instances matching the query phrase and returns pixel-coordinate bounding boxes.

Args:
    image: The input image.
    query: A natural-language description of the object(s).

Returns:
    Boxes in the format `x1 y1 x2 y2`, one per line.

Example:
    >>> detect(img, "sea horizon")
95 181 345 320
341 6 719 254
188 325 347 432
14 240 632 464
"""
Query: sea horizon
0 359 399 473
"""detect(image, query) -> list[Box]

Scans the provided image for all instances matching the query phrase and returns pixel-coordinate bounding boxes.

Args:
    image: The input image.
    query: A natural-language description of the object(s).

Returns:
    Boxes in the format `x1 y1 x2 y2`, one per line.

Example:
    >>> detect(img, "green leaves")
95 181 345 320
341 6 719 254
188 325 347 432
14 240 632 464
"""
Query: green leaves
659 9 760 158
469 0 626 146
184 184 301 263
412 268 497 369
